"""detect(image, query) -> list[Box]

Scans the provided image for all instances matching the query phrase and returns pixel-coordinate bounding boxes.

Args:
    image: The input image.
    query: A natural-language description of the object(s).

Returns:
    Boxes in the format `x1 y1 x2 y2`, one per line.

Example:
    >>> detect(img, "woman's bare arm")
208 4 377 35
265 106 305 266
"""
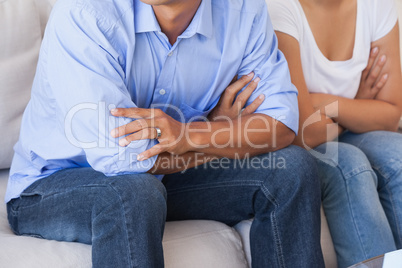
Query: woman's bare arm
311 24 402 133
275 32 342 149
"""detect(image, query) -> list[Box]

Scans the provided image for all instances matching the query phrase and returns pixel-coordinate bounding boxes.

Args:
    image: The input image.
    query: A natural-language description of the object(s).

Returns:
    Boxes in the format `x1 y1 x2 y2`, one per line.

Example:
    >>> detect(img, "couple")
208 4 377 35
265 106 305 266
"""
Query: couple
5 0 402 267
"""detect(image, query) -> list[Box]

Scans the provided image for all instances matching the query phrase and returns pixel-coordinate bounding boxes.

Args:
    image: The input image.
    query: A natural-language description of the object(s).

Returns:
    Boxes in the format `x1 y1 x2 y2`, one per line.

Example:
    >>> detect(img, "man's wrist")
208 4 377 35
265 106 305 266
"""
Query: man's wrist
184 122 210 152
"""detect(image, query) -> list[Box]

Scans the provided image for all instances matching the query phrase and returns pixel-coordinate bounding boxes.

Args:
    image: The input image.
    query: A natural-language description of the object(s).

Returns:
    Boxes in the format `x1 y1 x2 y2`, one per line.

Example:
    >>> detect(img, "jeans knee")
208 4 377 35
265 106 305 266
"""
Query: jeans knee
281 145 318 179
269 145 320 197
106 174 167 215
360 131 402 180
316 142 375 181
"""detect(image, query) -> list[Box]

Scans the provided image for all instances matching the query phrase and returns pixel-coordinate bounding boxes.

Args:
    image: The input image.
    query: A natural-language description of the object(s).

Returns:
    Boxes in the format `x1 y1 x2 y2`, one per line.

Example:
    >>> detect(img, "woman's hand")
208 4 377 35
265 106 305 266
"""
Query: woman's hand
208 72 264 121
355 47 388 99
110 108 190 161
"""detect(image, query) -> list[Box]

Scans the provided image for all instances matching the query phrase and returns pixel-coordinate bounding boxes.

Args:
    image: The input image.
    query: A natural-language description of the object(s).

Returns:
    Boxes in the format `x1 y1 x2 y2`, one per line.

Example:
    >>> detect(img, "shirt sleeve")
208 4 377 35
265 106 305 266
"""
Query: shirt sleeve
266 0 301 42
44 2 157 175
372 0 398 41
237 0 299 134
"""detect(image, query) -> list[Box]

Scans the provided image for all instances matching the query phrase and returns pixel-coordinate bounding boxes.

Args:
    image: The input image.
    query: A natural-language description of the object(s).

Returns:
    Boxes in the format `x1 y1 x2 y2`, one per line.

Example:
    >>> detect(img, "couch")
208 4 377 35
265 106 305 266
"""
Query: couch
0 0 399 267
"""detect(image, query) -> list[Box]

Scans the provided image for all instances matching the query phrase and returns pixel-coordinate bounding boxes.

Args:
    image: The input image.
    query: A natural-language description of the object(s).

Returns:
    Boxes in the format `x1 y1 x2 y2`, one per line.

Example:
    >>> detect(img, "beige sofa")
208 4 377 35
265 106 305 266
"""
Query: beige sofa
3 0 400 267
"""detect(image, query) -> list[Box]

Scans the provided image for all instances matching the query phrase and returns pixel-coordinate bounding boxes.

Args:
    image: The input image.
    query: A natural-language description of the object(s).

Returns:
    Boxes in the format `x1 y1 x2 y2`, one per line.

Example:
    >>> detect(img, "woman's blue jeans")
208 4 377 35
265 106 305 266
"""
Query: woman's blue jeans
7 145 324 268
313 131 402 268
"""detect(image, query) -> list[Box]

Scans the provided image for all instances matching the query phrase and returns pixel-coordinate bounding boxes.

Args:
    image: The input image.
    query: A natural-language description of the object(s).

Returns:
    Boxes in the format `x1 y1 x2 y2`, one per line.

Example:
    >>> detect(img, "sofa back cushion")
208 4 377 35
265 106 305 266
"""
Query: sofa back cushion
0 0 50 169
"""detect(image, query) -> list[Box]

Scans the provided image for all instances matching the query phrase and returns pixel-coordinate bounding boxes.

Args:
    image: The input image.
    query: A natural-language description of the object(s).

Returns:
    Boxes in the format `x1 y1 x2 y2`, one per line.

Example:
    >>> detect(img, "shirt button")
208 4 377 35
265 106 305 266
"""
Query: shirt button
168 51 173 57
159 89 166 95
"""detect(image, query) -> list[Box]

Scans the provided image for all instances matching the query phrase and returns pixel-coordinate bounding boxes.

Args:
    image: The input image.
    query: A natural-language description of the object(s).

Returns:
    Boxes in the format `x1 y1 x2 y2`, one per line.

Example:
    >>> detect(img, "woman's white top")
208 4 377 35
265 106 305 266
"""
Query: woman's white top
266 0 398 98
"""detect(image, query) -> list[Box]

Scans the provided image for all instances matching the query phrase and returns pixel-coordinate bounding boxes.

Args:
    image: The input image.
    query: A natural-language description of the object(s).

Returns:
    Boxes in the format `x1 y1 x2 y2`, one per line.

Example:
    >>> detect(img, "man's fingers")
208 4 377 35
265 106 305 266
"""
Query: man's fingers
215 75 238 108
362 47 379 79
111 107 163 119
366 55 386 87
235 77 261 110
111 118 157 138
137 144 165 161
229 75 238 85
221 72 254 106
241 94 265 116
118 128 158 146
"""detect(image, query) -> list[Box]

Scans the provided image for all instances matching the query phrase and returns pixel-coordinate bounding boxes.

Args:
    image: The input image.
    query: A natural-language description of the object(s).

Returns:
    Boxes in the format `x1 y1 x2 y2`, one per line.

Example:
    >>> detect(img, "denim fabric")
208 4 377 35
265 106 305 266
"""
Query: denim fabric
7 146 324 268
313 131 402 268
7 168 167 268
163 145 324 268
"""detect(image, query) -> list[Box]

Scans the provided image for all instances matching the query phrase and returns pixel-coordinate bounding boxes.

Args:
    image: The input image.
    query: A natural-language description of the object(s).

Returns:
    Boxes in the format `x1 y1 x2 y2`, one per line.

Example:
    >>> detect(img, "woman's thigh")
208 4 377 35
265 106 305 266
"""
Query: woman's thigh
339 131 402 185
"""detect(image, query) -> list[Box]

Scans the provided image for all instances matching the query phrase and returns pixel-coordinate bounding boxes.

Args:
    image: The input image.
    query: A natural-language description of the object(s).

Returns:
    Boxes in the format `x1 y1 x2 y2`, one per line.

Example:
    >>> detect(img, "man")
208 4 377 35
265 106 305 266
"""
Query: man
6 0 324 267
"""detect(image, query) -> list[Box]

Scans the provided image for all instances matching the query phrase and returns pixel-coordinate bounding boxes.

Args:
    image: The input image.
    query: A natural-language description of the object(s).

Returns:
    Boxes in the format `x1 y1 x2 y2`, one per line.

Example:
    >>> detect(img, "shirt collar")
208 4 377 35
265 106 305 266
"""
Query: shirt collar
134 0 161 33
194 0 213 38
134 0 213 39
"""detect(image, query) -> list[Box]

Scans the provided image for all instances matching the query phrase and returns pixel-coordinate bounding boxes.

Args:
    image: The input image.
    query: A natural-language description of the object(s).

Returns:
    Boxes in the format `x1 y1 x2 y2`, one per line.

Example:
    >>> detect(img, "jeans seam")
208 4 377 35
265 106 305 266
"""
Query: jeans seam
8 204 19 216
342 165 375 180
373 163 401 185
322 160 370 260
260 184 284 267
383 180 402 245
106 183 135 268
7 203 19 235
166 180 264 195
371 157 402 245
345 170 378 261
351 133 368 149
271 211 285 268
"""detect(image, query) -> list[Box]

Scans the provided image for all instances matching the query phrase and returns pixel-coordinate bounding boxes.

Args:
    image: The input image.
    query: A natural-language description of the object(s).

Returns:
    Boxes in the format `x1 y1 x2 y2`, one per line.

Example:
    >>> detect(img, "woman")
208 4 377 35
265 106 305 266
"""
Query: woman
267 0 402 266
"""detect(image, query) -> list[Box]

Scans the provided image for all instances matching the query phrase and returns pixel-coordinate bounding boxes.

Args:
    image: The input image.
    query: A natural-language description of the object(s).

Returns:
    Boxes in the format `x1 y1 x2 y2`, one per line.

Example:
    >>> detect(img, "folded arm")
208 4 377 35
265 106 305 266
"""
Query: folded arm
321 24 402 133
275 32 342 149
114 5 298 174
276 22 402 150
111 106 295 170
146 116 294 175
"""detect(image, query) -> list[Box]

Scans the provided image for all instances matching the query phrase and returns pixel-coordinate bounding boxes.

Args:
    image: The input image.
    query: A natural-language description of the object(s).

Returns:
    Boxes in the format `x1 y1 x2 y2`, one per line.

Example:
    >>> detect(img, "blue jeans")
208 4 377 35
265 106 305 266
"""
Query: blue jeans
7 169 167 267
7 145 324 268
313 131 402 268
163 145 324 268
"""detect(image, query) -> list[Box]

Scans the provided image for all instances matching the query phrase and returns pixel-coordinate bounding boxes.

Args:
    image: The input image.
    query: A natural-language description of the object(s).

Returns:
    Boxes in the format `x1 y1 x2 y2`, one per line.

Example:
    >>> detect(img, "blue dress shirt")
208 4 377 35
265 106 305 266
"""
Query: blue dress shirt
6 0 298 202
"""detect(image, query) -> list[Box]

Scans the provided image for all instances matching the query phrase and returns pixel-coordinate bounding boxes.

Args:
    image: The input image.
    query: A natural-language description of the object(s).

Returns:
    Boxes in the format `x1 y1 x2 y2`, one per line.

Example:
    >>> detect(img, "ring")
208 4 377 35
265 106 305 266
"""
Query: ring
155 127 162 139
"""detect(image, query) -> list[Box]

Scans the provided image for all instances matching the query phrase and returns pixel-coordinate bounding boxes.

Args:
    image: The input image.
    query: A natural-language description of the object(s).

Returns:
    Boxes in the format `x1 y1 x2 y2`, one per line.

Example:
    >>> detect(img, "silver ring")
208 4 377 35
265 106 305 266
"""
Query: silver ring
155 127 162 139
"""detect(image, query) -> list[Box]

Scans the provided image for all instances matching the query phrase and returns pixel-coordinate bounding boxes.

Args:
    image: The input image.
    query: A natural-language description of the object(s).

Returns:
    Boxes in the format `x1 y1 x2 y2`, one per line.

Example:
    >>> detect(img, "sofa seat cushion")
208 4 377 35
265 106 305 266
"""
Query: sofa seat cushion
0 169 249 267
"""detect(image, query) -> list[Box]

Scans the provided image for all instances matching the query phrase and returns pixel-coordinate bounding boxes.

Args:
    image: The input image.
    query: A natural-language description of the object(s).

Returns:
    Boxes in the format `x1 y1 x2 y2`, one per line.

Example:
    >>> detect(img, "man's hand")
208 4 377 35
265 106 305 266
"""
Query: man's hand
111 72 269 162
208 72 264 121
111 108 190 161
356 47 388 99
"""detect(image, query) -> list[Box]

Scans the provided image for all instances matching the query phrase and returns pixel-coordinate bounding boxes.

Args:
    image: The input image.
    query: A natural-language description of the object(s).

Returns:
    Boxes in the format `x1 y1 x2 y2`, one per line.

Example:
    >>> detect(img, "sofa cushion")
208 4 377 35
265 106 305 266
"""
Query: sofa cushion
163 220 248 268
0 0 43 169
0 169 249 267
